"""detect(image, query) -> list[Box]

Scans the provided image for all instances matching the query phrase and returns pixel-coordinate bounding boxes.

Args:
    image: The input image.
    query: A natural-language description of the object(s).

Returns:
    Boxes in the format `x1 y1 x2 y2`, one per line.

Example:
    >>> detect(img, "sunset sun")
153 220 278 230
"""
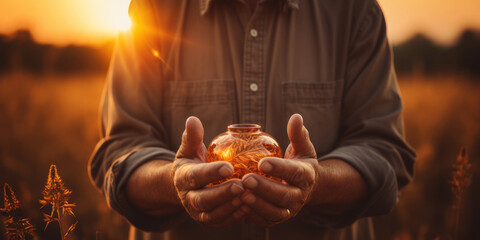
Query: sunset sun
104 0 132 32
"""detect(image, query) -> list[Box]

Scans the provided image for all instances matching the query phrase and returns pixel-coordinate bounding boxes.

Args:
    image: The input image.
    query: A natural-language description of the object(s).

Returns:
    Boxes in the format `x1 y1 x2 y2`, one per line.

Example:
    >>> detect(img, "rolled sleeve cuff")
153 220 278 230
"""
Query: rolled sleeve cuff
300 145 398 228
104 147 187 232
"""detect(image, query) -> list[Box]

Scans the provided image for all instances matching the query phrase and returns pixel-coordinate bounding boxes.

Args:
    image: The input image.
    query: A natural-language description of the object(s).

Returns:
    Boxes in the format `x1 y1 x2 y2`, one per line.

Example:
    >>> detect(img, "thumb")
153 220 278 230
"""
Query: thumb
176 116 206 160
287 114 317 159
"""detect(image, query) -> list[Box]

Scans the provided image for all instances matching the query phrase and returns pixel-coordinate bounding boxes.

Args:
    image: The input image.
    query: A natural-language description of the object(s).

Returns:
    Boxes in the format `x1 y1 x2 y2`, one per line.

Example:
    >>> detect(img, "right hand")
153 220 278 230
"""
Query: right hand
172 117 246 226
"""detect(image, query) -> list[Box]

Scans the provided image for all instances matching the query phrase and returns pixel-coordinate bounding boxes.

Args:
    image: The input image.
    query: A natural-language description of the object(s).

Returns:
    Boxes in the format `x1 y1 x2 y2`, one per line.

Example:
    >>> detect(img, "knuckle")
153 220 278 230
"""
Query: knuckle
177 191 188 204
201 213 210 224
279 190 295 207
200 213 218 226
173 170 182 188
304 168 315 186
290 165 307 183
189 193 205 211
285 189 305 207
297 164 315 188
299 194 308 206
183 168 196 188
297 191 307 206
172 163 182 182
174 164 195 188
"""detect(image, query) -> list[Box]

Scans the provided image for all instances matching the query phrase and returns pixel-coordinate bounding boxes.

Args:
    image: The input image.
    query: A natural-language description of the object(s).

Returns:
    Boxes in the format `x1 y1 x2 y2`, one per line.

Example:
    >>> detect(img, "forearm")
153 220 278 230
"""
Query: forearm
306 159 367 215
126 159 183 216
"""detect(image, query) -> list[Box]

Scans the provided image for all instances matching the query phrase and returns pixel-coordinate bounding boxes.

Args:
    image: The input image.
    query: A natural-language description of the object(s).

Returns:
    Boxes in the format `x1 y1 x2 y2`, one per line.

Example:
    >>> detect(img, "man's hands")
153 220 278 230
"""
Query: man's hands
127 114 366 228
172 117 245 226
232 114 321 227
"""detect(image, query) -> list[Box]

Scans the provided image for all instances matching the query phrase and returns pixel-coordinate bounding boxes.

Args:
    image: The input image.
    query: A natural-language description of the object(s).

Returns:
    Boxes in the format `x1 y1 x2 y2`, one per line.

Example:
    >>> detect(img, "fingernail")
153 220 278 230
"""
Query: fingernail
219 165 233 178
232 198 242 207
231 183 244 195
243 177 258 189
242 194 256 204
260 161 273 173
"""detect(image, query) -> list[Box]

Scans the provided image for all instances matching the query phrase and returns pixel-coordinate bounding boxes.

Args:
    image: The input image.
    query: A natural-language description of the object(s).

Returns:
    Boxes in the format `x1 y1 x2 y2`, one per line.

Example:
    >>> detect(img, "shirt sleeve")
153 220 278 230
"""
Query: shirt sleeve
88 0 186 232
301 1 416 228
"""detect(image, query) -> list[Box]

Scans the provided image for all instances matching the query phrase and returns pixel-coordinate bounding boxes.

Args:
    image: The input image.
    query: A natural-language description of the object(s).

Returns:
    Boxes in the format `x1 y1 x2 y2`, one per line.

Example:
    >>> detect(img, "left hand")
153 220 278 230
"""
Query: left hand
236 113 320 227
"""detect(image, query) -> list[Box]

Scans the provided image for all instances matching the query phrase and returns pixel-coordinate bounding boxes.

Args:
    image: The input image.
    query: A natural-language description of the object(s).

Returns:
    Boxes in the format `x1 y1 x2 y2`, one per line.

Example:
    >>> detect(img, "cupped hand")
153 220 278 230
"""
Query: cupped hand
237 114 320 227
172 117 246 226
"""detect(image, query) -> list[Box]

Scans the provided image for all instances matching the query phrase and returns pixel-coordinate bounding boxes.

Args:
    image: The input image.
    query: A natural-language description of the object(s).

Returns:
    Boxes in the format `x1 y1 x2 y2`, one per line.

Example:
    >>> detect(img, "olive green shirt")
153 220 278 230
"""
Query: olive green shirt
89 0 416 239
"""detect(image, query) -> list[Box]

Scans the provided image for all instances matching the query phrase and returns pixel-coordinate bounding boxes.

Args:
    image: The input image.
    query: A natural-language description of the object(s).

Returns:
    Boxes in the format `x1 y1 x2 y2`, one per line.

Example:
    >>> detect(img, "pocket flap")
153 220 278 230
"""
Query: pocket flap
281 80 342 105
165 79 235 106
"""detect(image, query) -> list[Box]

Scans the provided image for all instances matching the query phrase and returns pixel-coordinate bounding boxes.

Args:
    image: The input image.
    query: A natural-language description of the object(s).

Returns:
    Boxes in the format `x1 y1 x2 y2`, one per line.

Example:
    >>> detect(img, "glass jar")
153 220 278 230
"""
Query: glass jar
206 124 282 184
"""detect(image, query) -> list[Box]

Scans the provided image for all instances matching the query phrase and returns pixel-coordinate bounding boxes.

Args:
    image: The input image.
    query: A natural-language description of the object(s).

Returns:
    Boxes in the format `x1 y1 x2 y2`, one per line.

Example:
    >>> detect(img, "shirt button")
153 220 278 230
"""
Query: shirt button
250 83 258 92
250 29 258 38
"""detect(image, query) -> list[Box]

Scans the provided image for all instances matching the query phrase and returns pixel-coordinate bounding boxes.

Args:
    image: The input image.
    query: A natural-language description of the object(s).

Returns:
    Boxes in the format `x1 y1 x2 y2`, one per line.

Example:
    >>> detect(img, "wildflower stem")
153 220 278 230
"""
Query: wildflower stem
41 165 77 239
454 206 460 240
57 208 64 240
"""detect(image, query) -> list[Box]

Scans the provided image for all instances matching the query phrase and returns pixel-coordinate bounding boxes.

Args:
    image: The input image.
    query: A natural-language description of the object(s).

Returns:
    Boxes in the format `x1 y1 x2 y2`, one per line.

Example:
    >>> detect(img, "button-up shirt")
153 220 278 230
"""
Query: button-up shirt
89 0 416 239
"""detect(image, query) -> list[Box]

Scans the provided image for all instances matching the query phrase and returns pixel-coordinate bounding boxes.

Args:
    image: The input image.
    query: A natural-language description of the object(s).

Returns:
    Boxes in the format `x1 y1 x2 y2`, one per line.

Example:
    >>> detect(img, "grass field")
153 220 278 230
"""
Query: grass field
376 75 480 240
0 73 128 240
0 72 479 239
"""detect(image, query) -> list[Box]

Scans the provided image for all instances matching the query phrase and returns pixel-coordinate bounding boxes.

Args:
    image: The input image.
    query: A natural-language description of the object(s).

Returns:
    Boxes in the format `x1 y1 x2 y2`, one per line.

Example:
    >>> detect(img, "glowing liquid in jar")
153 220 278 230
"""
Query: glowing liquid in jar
206 124 282 184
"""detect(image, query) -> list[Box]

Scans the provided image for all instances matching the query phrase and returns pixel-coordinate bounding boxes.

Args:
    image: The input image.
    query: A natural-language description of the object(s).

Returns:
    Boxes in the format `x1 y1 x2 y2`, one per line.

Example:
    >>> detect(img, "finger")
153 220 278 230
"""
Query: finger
199 196 243 226
258 157 315 190
175 161 234 190
176 116 206 160
240 192 292 226
232 205 249 220
242 174 304 209
286 114 316 159
186 180 245 211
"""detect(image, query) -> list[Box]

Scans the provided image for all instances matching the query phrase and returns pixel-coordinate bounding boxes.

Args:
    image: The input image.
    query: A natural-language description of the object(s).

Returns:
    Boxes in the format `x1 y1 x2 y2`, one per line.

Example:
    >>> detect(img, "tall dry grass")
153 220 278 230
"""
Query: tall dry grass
374 74 480 240
0 72 128 240
0 183 35 240
40 164 78 240
450 147 472 240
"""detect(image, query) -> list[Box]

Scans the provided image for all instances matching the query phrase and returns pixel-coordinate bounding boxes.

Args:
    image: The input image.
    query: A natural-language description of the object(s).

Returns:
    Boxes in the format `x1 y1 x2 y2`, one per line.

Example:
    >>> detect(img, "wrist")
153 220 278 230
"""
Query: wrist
126 160 182 215
306 159 367 215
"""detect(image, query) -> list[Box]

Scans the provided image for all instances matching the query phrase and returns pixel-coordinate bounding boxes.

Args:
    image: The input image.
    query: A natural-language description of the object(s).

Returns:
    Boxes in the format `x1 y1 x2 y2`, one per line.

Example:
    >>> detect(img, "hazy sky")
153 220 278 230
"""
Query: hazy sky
379 0 480 45
1 0 479 46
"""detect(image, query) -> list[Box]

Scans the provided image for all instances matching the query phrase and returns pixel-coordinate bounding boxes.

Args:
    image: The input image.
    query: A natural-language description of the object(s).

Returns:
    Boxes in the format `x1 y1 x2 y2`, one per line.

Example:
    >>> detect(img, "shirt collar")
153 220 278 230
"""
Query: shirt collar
200 0 300 16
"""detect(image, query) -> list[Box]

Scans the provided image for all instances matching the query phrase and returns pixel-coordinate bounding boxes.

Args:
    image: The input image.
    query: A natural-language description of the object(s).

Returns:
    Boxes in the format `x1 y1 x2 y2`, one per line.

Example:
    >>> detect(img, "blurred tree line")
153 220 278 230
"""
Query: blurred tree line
0 30 113 75
0 29 480 77
394 30 480 77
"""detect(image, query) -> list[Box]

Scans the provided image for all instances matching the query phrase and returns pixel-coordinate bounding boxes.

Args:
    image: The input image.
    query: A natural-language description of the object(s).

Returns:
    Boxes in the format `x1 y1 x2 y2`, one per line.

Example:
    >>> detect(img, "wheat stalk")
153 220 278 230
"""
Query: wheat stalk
450 147 472 240
0 183 35 240
40 164 78 240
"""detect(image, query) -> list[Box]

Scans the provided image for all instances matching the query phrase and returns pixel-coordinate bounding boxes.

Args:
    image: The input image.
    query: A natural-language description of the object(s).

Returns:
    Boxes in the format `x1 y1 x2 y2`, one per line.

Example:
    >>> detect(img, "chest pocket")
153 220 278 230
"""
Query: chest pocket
281 80 343 155
164 79 236 149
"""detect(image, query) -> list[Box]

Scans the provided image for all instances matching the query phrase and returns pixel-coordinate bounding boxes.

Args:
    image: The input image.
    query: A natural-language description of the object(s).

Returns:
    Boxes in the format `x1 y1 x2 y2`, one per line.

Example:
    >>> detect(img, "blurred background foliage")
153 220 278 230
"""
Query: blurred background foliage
0 28 479 240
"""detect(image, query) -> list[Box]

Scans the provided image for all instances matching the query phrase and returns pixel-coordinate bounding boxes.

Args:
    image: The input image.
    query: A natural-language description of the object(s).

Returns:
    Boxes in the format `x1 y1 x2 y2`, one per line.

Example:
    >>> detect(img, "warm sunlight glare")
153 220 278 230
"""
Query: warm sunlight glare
1 0 480 45
105 0 131 32
152 49 160 58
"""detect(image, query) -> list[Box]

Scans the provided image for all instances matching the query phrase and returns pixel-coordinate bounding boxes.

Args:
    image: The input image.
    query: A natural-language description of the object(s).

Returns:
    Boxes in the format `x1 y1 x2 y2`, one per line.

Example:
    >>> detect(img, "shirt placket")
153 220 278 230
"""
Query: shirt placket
241 4 266 128
241 6 268 240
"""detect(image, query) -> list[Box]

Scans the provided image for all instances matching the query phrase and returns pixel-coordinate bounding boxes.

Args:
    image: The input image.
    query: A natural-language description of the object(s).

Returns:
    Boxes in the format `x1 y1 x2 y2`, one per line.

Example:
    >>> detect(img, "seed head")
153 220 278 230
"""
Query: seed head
450 147 472 210
0 183 20 218
1 183 35 240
